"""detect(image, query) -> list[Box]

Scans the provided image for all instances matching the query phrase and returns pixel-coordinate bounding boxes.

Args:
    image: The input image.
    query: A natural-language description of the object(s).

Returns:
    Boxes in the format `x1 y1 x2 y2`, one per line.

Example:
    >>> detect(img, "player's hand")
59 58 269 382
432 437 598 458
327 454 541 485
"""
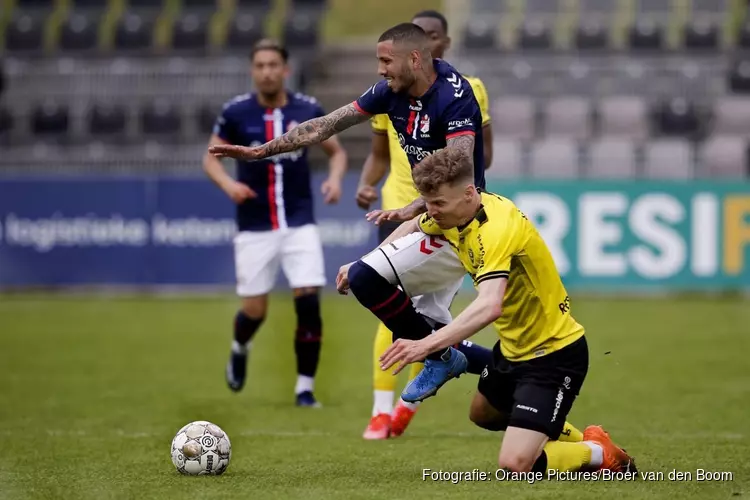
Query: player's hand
365 207 412 226
321 177 342 204
335 262 354 295
224 181 256 203
355 185 379 210
209 144 267 162
380 338 430 375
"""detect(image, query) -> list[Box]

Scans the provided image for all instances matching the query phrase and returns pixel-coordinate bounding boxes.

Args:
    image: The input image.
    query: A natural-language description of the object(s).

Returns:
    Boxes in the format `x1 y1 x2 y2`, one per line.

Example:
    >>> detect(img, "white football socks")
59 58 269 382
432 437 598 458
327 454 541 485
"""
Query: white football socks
399 399 420 411
295 375 314 395
372 390 394 416
583 441 604 467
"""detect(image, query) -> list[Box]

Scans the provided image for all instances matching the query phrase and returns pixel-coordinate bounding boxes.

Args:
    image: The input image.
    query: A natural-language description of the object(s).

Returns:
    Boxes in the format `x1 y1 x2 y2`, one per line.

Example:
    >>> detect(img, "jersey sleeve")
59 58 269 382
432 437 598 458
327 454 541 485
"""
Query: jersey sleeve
417 213 444 236
468 77 491 126
474 220 518 285
354 80 391 116
371 114 389 134
212 105 238 144
441 77 481 140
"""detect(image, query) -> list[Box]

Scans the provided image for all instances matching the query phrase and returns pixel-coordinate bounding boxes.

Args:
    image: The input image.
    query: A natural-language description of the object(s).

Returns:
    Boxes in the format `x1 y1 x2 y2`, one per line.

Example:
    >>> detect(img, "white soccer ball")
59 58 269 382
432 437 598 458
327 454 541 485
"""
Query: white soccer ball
171 421 231 475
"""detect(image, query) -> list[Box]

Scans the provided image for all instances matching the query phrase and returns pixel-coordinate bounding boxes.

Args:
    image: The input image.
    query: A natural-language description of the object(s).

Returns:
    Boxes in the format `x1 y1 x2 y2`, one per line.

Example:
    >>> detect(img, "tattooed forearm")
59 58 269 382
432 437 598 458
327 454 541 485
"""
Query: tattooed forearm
446 134 475 167
259 103 369 157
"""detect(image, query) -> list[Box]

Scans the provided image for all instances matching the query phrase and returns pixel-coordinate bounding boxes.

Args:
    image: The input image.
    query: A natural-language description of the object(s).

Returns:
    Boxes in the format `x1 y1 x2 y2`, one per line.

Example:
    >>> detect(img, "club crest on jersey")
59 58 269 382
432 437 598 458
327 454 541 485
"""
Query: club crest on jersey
419 114 430 135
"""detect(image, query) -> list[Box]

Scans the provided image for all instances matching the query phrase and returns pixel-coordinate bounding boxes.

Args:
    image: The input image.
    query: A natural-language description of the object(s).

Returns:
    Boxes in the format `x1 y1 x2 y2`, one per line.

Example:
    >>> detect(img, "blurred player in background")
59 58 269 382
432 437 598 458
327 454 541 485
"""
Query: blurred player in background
376 149 636 475
203 39 348 408
355 10 495 440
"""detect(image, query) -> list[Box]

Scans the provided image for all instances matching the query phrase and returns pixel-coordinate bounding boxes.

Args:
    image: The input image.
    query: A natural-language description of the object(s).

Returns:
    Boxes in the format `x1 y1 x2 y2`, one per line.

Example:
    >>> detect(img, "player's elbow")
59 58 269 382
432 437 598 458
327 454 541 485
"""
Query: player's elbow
483 299 503 323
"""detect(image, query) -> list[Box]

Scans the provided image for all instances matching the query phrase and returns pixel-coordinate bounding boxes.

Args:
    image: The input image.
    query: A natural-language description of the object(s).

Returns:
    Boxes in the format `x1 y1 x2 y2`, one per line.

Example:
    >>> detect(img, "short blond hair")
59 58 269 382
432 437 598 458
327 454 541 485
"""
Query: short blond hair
412 149 473 194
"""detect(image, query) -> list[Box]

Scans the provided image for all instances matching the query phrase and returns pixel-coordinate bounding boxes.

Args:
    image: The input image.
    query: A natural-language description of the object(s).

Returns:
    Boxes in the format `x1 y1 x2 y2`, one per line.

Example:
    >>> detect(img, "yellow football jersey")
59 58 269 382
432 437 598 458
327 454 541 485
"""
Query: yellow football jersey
418 192 585 362
372 75 491 211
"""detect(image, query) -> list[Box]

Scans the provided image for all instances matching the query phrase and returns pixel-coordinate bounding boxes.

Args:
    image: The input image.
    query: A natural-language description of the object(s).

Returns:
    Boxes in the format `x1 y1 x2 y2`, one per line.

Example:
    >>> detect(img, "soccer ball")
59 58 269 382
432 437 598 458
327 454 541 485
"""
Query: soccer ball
171 421 231 475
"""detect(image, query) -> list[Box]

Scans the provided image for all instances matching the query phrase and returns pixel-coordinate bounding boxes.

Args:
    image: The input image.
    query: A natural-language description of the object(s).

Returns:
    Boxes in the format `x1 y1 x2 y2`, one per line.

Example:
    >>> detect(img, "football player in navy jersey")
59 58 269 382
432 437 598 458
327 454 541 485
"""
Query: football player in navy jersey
210 24 487 403
203 39 348 408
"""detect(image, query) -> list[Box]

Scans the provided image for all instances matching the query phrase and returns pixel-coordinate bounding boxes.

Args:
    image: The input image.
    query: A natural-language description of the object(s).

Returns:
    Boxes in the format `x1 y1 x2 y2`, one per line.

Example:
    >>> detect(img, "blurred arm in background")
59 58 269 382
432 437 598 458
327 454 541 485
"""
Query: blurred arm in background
356 126 390 210
318 135 348 204
203 134 256 203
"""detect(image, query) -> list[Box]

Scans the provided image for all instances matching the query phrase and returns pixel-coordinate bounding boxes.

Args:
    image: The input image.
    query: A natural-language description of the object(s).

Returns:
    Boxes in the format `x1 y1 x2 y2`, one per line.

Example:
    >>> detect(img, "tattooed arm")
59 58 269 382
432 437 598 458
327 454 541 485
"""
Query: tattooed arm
209 103 369 162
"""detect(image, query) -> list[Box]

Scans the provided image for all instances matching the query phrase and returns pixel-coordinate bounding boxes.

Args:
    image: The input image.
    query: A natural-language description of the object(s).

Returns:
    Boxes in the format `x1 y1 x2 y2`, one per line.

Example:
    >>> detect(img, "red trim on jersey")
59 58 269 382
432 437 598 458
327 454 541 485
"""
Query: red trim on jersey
265 108 279 230
352 101 371 116
446 130 475 140
406 99 417 136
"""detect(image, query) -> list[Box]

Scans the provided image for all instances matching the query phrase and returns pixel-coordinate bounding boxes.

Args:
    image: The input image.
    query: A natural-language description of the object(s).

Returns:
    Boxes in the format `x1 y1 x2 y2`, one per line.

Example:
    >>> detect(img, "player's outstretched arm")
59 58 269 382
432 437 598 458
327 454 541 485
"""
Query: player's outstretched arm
446 133 475 167
209 103 369 162
380 278 507 373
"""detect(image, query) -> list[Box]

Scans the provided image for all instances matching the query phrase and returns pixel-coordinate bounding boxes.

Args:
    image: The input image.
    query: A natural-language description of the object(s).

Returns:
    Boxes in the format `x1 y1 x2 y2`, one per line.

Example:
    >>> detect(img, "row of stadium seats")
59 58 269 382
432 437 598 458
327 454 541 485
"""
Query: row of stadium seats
486 136 748 179
2 0 325 52
464 0 743 50
6 94 749 142
0 137 745 180
491 95 750 140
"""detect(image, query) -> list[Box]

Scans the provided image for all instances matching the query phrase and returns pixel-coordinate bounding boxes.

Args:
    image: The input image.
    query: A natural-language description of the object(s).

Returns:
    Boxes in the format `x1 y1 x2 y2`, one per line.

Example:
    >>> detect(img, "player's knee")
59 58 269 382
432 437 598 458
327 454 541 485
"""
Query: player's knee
241 297 267 320
497 452 535 473
348 260 379 295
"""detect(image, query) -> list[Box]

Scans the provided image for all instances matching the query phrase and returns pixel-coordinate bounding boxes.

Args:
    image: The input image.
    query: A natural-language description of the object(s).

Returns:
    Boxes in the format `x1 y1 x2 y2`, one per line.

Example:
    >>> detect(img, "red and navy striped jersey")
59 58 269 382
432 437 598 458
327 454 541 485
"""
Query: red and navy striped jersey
354 59 485 190
214 91 325 232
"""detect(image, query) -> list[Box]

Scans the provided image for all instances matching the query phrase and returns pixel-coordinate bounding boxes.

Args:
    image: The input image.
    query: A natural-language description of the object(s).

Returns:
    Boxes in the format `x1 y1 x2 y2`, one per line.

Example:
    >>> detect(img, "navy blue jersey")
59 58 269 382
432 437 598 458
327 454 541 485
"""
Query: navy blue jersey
354 59 485 190
214 91 325 232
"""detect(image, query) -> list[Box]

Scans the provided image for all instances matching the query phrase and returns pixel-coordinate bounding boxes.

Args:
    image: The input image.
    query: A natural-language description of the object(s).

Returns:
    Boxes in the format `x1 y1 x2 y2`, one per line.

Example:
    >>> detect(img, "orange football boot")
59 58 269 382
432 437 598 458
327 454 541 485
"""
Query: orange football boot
363 413 391 440
390 401 418 437
583 425 638 473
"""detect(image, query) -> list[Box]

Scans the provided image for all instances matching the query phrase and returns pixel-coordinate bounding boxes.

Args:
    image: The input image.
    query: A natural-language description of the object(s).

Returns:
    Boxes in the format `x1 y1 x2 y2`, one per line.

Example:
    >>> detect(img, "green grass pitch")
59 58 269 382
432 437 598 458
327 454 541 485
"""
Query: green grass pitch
0 293 748 499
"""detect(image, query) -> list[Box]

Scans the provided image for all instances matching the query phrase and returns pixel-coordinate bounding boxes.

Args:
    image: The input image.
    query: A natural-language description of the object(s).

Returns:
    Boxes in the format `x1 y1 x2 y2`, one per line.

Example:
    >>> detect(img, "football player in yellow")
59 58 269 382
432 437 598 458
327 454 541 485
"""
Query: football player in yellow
356 10 495 440
376 149 636 474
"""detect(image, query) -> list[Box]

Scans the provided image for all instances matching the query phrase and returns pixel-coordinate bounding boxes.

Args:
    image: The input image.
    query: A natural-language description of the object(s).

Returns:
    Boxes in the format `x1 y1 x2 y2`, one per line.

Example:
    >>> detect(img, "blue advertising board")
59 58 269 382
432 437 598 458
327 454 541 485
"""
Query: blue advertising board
0 175 748 291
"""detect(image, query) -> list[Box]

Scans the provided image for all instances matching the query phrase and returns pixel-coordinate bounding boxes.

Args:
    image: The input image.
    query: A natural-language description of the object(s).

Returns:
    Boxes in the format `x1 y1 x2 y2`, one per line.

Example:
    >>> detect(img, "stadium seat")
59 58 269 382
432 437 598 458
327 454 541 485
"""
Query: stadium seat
518 21 551 50
544 97 592 140
236 0 272 13
655 97 701 138
485 138 523 178
72 0 109 11
32 101 70 137
587 138 638 179
462 19 498 51
575 21 608 50
127 0 166 15
491 97 535 140
197 103 219 135
172 13 209 51
684 20 719 50
578 0 615 23
283 12 318 49
628 19 663 50
700 136 748 178
739 23 750 49
644 139 693 179
0 106 14 137
115 12 153 51
529 139 579 178
713 97 750 136
728 59 750 94
227 14 264 50
60 13 100 51
5 14 44 52
181 0 216 10
141 99 181 137
599 96 649 140
89 103 127 137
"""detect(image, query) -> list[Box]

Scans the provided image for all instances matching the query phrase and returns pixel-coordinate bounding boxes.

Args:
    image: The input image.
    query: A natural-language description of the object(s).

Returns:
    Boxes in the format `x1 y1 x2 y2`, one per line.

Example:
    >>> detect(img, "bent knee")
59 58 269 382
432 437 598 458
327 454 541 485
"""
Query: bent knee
241 297 267 319
497 454 535 473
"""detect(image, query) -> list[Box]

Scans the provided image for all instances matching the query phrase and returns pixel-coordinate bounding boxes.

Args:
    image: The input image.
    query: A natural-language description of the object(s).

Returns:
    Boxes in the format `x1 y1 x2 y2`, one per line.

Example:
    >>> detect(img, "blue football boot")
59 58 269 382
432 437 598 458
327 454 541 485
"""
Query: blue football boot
401 347 468 403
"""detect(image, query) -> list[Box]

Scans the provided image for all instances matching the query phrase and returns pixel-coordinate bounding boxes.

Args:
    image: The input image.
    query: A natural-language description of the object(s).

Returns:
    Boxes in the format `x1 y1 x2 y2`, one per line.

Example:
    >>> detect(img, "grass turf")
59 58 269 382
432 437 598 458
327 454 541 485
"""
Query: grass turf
0 293 748 499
